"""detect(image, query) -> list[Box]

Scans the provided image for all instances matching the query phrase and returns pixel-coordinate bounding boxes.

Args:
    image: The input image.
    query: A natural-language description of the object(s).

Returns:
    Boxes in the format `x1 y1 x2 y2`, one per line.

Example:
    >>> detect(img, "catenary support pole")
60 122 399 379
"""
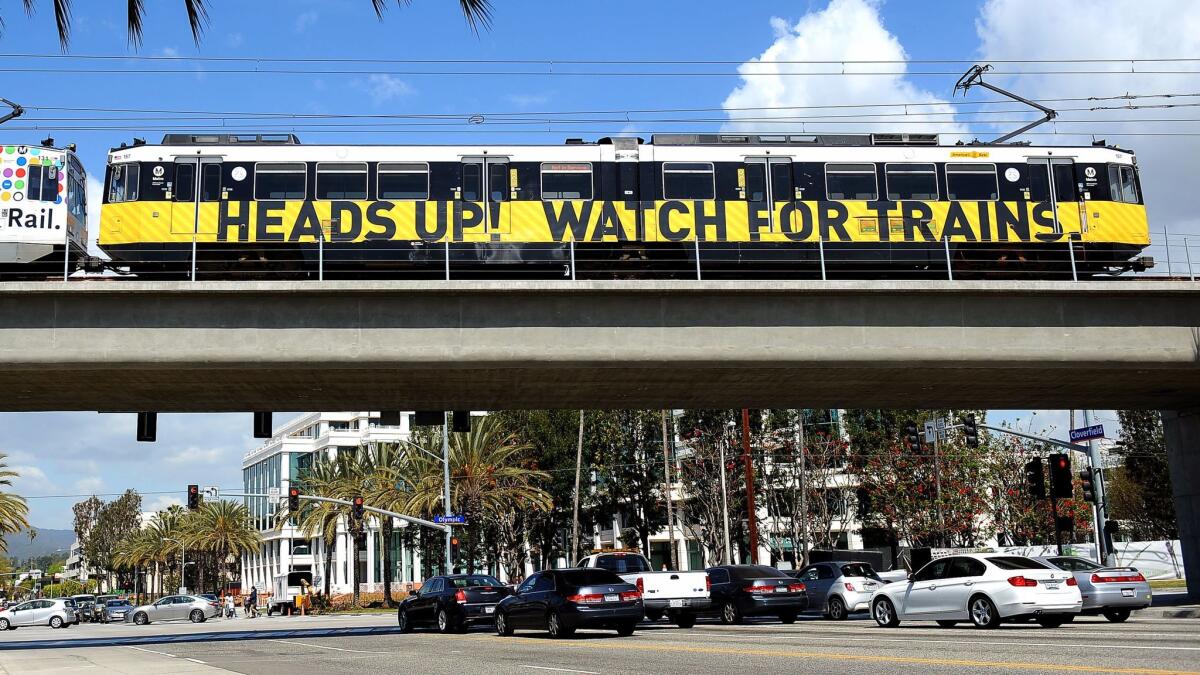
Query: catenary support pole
944 236 954 281
741 408 760 564
1068 238 1078 282
818 238 827 281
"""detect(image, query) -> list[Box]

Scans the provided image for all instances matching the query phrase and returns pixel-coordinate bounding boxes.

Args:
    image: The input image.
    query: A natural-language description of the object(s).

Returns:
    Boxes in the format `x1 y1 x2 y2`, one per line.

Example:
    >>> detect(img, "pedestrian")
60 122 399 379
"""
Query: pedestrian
248 585 259 618
224 593 235 619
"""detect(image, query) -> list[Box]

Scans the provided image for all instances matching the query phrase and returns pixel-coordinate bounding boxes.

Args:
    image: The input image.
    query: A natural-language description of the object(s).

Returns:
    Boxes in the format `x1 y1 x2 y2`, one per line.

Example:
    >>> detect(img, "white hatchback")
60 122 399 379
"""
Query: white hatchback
870 554 1081 629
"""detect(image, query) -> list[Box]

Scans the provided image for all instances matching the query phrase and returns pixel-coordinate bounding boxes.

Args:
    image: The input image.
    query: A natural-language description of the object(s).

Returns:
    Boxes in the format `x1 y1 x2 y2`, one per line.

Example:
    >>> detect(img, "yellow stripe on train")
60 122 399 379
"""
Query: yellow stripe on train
99 199 1150 246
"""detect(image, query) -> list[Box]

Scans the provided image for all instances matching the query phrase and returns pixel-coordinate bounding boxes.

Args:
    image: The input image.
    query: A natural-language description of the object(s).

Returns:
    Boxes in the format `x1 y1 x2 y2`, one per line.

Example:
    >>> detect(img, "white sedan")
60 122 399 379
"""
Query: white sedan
870 554 1081 629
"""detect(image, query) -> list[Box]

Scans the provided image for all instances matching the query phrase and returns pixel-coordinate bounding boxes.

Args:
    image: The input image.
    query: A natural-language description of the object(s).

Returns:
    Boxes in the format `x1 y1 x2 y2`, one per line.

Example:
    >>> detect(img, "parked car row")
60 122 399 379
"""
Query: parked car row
395 553 1152 638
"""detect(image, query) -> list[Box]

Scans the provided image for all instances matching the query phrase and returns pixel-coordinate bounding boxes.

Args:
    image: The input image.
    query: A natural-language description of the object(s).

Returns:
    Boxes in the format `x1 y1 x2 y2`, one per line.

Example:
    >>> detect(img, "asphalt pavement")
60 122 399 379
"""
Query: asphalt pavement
1 611 1197 674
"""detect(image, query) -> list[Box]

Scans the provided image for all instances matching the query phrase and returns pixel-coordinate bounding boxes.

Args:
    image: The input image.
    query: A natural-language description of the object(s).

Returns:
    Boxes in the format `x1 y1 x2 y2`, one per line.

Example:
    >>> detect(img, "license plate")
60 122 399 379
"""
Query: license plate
759 587 775 593
669 599 688 608
604 594 620 602
1122 589 1135 597
484 606 495 614
1044 583 1060 590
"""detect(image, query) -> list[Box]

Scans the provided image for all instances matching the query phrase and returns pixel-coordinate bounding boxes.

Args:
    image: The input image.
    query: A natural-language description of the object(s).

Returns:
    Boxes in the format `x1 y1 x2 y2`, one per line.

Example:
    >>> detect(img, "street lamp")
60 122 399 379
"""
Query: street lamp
164 538 186 594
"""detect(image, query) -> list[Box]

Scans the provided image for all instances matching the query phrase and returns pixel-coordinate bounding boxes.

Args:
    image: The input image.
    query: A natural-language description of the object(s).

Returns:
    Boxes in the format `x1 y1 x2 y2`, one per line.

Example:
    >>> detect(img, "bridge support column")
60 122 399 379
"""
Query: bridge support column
1162 408 1200 599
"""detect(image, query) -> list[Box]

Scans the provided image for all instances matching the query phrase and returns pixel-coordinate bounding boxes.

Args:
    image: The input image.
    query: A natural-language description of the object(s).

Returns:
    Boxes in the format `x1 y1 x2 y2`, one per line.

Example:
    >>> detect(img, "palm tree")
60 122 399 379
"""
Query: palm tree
15 0 493 49
404 416 552 574
181 500 261 593
362 441 424 608
329 449 374 606
0 455 29 554
278 453 343 598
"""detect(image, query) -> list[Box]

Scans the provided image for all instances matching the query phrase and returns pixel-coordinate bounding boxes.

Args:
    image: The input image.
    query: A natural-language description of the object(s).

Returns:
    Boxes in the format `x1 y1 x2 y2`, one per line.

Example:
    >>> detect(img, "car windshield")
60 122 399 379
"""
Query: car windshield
733 565 788 580
988 556 1053 570
451 576 502 588
1052 557 1102 571
840 563 882 580
107 600 131 607
592 555 651 574
559 569 624 586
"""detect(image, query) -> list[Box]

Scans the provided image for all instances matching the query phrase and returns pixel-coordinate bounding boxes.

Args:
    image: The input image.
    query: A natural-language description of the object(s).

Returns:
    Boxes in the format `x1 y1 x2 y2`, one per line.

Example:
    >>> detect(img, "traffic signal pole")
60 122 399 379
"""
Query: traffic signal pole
443 413 454 574
1081 410 1112 564
741 409 759 564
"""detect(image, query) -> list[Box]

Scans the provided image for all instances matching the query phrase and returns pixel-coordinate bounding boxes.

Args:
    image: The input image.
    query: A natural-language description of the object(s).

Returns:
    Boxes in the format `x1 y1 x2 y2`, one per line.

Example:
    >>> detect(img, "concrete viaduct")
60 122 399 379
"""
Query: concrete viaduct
0 279 1198 594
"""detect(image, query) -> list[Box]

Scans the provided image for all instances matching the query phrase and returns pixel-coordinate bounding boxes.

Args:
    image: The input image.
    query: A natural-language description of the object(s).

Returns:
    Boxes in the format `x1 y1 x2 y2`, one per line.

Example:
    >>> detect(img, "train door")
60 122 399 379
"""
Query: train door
170 157 222 236
459 157 509 241
1027 158 1080 235
743 157 794 233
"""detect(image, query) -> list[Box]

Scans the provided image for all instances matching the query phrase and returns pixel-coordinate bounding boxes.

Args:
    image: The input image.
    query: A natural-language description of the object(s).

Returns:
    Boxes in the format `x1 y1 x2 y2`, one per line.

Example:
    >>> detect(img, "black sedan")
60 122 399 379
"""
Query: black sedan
495 568 642 638
398 574 512 633
706 564 808 624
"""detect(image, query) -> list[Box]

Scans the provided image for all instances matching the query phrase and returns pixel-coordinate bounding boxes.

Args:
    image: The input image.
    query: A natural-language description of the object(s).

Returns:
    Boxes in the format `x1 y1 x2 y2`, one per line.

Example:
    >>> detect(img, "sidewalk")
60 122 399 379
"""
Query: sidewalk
1152 589 1199 618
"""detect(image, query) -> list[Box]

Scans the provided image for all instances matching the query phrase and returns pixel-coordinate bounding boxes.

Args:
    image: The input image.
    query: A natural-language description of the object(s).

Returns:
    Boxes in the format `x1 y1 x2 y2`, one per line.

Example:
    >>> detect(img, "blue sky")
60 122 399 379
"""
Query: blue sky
0 0 1193 529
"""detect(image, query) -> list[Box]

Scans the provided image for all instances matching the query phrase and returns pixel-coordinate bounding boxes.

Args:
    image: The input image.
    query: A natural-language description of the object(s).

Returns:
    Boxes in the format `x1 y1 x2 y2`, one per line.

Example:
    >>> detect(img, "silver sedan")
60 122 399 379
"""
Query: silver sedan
125 594 221 625
1033 556 1152 622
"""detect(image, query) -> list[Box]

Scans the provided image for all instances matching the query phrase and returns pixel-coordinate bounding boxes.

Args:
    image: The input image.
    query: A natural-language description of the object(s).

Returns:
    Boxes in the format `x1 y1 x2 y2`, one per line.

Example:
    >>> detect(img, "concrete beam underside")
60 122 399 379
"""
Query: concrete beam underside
0 280 1197 412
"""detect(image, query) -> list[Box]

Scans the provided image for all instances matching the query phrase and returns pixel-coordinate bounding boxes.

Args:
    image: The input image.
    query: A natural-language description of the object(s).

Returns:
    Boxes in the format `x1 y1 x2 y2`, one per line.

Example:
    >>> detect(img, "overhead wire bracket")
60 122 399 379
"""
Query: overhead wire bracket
954 64 1057 144
0 98 24 126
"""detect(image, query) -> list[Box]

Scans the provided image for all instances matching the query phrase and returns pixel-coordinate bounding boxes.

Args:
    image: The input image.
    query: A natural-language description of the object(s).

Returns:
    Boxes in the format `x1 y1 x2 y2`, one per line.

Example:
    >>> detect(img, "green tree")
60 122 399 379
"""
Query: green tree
362 442 415 607
284 453 347 599
13 0 493 49
676 410 748 566
0 454 30 553
83 490 143 590
1111 411 1178 539
181 500 261 593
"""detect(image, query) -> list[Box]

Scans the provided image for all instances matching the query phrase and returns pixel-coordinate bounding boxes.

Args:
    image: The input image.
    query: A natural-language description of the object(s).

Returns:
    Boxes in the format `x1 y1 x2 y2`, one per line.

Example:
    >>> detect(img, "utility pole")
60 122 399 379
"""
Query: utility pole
571 410 584 565
661 410 678 570
741 409 760 565
795 411 810 567
933 432 944 548
1082 409 1112 564
718 433 732 565
442 413 453 575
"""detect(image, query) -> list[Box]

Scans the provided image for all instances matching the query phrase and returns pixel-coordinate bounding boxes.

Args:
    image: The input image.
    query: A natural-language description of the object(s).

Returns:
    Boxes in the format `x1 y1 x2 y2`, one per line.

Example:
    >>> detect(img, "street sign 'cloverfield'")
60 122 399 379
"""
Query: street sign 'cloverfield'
1070 425 1105 443
434 514 466 525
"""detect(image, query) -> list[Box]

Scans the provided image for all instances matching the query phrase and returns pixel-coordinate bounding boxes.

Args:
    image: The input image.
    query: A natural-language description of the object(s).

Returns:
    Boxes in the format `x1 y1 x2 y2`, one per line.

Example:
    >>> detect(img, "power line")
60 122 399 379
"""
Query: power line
2 68 1199 77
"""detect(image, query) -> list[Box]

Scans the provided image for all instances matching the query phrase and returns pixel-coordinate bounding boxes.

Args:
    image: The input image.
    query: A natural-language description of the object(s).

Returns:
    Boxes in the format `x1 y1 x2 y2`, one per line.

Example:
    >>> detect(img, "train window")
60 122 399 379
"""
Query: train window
1108 164 1139 203
108 163 139 203
462 163 481 201
26 164 59 202
745 163 767 201
540 162 593 200
377 163 429 200
663 162 715 200
885 163 937 200
255 163 306 200
771 162 794 200
945 163 998 200
174 163 196 202
316 163 368 200
201 163 222 202
825 163 878 201
488 162 509 202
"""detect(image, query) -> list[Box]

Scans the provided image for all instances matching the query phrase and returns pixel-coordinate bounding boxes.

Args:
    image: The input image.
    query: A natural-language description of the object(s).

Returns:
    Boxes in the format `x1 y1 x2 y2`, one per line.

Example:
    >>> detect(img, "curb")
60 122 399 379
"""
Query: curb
1161 608 1200 618
0 625 402 651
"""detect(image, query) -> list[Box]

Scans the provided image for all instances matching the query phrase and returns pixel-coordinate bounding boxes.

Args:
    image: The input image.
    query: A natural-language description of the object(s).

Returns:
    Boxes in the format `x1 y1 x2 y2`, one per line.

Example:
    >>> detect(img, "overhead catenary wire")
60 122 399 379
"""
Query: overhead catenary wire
2 67 1198 77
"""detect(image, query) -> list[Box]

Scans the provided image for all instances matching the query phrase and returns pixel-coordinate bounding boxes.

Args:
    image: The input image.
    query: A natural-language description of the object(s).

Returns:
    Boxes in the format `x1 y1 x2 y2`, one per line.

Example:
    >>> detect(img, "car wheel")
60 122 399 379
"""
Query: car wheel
0 618 9 631
495 610 513 636
872 597 900 628
1036 616 1066 628
616 621 636 637
546 611 574 638
49 616 63 629
936 620 957 628
437 608 455 634
134 612 149 626
397 608 412 633
720 601 743 625
190 609 205 623
1103 609 1131 623
673 613 696 629
779 611 797 624
645 610 662 622
969 595 1001 629
828 596 847 621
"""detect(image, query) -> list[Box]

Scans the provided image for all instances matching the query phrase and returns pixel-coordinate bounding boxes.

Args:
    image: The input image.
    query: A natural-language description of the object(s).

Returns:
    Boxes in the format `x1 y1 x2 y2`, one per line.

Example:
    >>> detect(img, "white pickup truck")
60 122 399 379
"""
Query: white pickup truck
575 552 711 627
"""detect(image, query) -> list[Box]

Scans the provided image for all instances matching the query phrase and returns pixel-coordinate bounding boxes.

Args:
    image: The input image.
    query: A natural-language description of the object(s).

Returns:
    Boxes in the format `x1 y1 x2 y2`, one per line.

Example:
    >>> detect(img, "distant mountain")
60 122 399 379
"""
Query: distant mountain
2 528 75 561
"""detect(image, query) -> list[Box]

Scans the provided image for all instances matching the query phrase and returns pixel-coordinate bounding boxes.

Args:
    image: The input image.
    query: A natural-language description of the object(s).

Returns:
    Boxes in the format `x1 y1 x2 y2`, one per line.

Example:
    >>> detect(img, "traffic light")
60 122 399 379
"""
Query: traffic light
137 412 157 443
450 536 461 561
288 486 300 511
1079 467 1097 503
351 496 365 520
253 412 273 439
1055 515 1075 532
187 484 200 510
1104 519 1120 537
903 420 921 452
1048 453 1073 499
962 414 979 448
1024 458 1045 499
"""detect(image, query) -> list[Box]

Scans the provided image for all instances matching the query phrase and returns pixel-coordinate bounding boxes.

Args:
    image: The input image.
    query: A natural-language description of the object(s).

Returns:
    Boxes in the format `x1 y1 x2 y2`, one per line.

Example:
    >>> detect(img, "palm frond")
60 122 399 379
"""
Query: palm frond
459 0 492 31
182 0 208 44
52 0 71 49
126 0 144 46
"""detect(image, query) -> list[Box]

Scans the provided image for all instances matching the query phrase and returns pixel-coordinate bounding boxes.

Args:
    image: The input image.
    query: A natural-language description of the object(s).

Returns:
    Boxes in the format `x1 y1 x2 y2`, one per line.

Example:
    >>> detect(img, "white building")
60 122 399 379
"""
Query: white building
239 412 426 596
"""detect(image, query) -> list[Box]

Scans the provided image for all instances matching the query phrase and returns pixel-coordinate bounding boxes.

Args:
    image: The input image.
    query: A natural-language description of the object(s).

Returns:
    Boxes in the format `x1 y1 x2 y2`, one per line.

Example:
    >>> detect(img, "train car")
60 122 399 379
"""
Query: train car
0 141 88 279
97 133 1150 280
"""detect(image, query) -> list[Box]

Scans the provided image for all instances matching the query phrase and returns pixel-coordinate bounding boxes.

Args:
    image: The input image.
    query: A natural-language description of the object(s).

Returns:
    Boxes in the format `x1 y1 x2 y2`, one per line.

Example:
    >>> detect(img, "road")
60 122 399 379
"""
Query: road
1 612 1197 674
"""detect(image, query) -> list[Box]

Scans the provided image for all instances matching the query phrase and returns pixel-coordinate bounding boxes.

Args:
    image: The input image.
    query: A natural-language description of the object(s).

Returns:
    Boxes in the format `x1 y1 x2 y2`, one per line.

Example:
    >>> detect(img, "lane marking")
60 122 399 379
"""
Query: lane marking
268 639 387 655
185 658 207 664
471 636 1199 674
125 646 177 658
689 632 1200 652
520 667 600 674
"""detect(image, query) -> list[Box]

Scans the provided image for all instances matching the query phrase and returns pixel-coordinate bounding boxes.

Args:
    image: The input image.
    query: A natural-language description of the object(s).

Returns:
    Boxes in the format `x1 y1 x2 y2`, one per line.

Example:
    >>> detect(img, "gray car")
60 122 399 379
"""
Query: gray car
126 594 221 625
791 561 885 620
1033 556 1152 622
103 599 134 623
0 598 79 630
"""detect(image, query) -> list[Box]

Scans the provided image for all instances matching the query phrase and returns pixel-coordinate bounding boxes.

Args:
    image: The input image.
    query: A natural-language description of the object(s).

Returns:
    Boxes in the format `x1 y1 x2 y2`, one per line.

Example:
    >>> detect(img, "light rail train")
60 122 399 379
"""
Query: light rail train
0 142 88 278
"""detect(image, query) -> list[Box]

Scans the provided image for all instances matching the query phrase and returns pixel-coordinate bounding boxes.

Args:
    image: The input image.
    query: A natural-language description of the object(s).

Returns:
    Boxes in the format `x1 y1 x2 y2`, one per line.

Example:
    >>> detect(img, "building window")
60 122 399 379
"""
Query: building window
663 162 715 200
945 163 999 201
540 162 593 200
825 163 878 200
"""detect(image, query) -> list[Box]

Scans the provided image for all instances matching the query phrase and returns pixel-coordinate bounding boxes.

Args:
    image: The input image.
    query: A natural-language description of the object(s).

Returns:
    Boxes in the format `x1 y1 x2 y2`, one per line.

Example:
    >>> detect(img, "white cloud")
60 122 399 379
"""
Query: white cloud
724 0 966 137
86 175 104 257
361 74 415 104
160 47 179 58
164 446 228 465
11 465 52 495
506 93 551 108
227 33 244 48
976 0 1200 241
295 11 319 33
73 477 103 494
145 495 184 514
